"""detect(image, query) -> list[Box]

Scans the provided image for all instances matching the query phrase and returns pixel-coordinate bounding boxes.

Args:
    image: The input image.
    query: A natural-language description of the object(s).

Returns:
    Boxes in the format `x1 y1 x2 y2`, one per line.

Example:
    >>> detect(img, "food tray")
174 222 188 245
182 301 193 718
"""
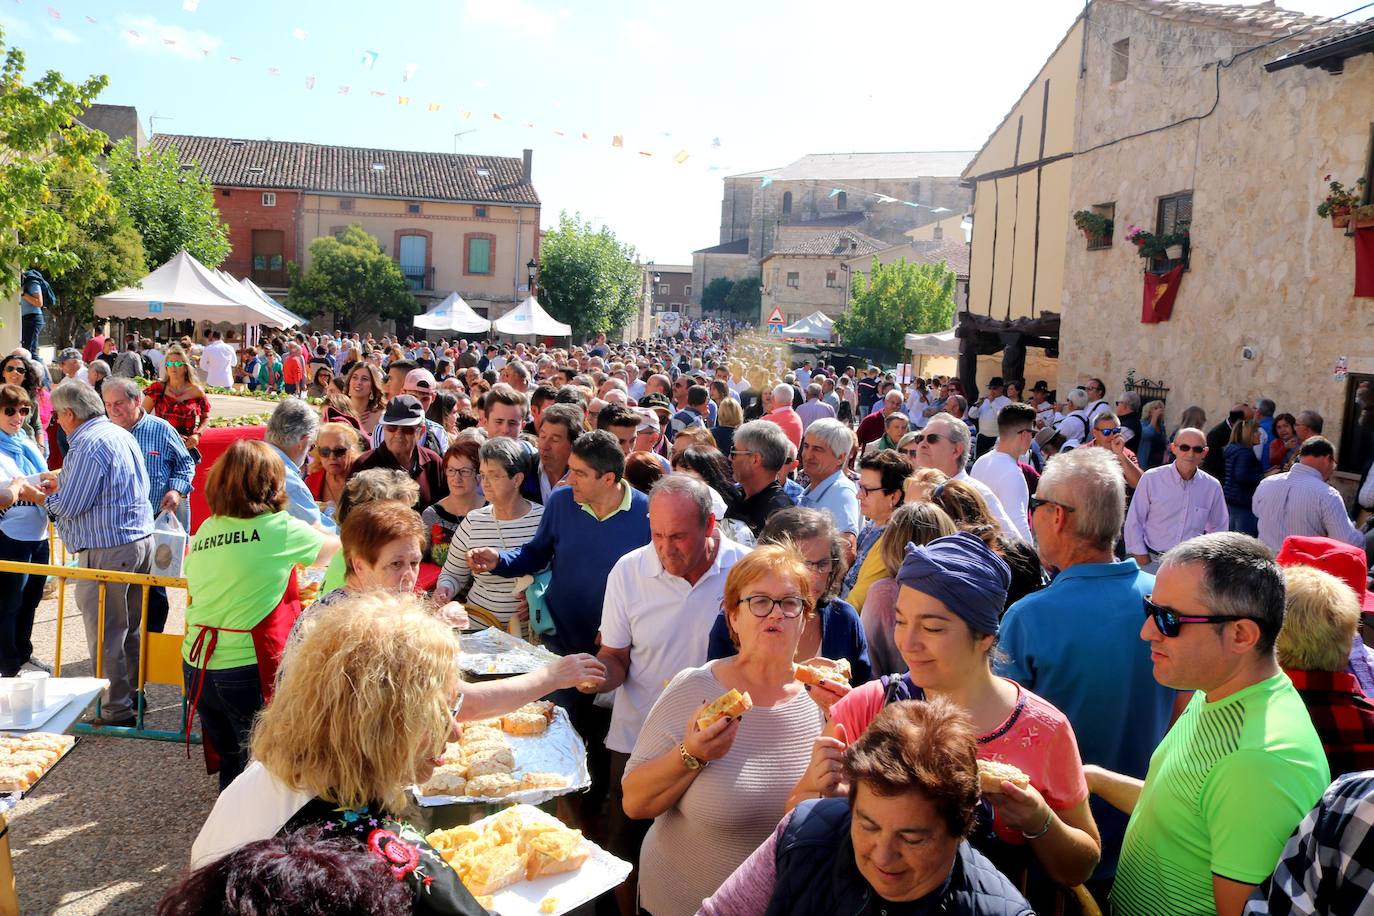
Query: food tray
458 626 560 677
0 694 72 732
413 706 590 807
0 734 80 810
449 805 631 916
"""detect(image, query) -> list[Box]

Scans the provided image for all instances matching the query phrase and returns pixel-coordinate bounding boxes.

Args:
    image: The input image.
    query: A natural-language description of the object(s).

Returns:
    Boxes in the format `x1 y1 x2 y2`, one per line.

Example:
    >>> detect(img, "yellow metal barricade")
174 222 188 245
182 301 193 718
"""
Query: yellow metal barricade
0 557 196 743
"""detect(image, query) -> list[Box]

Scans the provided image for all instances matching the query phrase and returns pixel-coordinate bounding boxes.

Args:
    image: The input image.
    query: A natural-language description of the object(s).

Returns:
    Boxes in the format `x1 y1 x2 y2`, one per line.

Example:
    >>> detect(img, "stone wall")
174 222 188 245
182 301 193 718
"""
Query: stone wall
760 254 849 325
1060 2 1374 470
691 252 754 310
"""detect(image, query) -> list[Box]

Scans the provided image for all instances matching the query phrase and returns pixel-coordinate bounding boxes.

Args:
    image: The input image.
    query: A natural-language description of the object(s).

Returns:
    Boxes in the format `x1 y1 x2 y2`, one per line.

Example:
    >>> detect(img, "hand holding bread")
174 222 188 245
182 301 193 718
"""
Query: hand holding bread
976 760 1052 836
682 696 743 763
794 657 852 714
550 653 607 693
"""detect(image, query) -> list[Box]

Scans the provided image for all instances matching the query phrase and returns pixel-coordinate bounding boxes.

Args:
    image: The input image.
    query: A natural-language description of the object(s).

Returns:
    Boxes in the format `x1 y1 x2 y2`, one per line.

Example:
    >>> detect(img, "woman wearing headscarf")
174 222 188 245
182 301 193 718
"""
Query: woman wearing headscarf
787 532 1100 892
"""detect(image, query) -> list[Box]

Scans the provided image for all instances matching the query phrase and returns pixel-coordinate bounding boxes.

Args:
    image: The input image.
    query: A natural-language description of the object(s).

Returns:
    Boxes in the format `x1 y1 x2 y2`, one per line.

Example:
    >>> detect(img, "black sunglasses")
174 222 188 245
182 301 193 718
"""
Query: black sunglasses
2 406 32 417
318 446 352 458
910 432 945 445
1028 495 1075 513
1175 443 1205 454
1144 596 1251 638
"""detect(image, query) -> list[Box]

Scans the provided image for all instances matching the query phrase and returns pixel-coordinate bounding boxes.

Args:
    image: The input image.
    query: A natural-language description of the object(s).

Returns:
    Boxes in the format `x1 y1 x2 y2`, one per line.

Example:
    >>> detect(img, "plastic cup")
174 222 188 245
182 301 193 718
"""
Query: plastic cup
10 682 34 725
18 671 47 709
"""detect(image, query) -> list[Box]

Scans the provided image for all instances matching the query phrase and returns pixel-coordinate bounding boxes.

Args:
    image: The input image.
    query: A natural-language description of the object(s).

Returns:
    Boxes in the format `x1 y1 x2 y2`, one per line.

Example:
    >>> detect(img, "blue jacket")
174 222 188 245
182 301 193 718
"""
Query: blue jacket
706 597 873 686
765 798 1033 916
1223 442 1264 508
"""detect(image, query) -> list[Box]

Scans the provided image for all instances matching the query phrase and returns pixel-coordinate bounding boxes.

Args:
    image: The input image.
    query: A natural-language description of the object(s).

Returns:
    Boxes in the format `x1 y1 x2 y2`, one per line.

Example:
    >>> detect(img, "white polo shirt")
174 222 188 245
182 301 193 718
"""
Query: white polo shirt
970 449 1032 543
599 535 751 754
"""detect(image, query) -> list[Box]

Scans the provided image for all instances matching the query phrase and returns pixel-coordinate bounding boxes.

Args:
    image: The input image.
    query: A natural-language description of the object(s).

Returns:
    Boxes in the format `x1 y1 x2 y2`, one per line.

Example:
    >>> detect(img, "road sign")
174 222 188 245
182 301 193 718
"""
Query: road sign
767 307 785 324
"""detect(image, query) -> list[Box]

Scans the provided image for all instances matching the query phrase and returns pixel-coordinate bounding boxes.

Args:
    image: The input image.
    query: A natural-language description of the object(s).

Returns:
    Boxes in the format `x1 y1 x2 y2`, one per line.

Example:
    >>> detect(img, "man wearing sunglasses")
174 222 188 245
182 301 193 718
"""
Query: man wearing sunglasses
1123 426 1227 573
1095 532 1328 916
912 413 1026 544
1087 411 1143 489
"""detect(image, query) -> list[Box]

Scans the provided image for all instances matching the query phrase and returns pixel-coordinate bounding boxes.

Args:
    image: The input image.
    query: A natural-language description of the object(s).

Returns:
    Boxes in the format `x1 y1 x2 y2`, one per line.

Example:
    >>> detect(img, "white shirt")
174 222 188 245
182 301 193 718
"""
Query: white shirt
191 761 314 868
970 449 1032 543
1252 463 1364 553
968 395 1011 438
599 536 751 754
199 340 236 387
954 469 1028 544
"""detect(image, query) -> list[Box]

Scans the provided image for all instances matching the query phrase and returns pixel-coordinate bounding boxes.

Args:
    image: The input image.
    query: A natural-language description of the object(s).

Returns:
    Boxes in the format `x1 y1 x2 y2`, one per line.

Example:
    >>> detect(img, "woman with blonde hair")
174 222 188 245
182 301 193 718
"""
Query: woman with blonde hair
1137 400 1167 470
624 544 828 916
860 502 958 675
712 396 744 456
304 421 366 522
143 345 211 458
189 592 488 915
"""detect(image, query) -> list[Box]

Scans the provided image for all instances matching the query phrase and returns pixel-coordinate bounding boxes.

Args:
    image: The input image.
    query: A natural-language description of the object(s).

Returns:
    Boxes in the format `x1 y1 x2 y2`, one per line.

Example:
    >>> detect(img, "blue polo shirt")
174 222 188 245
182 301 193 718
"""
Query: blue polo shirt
799 468 860 536
996 559 1176 878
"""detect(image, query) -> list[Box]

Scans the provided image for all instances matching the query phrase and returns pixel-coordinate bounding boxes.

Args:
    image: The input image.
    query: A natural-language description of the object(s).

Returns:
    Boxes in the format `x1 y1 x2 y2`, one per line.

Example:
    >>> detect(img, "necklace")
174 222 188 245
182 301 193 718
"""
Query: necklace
489 498 530 550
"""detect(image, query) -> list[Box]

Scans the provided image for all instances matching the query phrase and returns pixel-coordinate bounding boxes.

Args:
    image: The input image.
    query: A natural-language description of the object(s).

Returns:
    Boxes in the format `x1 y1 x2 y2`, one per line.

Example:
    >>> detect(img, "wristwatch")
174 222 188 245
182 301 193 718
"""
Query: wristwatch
679 742 706 770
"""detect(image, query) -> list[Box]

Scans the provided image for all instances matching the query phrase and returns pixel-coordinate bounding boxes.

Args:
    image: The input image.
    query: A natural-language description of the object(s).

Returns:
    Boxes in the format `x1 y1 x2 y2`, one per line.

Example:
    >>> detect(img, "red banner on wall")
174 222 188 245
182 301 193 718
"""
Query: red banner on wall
1356 227 1374 298
1142 266 1185 323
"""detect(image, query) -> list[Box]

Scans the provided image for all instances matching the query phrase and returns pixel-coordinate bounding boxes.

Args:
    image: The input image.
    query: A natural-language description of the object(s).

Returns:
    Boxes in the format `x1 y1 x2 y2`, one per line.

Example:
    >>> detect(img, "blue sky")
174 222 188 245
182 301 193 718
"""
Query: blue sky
0 0 1363 265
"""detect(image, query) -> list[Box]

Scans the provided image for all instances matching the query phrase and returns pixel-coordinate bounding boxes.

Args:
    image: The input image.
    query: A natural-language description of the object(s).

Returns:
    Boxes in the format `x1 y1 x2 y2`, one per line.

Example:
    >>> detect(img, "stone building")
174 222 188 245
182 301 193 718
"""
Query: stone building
691 238 753 317
760 229 886 326
845 239 973 311
1057 1 1374 477
152 135 540 332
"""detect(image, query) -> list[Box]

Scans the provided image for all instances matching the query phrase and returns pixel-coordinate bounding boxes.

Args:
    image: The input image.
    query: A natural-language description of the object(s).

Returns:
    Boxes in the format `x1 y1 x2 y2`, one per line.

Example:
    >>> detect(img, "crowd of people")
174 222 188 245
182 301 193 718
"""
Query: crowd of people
3 317 1374 916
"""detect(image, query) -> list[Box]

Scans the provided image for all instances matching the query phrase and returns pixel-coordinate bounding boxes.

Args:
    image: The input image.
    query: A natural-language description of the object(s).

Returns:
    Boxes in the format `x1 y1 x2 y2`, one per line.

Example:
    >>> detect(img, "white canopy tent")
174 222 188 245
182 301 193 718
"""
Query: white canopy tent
782 311 835 340
239 276 308 327
413 291 492 334
904 328 959 357
492 295 571 337
214 270 304 330
94 250 294 327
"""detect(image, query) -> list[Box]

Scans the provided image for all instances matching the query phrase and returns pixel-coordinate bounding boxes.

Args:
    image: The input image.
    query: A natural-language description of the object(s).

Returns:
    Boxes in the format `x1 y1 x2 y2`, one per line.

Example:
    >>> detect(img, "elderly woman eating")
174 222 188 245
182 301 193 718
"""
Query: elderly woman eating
623 544 827 916
702 699 1033 915
789 532 1100 893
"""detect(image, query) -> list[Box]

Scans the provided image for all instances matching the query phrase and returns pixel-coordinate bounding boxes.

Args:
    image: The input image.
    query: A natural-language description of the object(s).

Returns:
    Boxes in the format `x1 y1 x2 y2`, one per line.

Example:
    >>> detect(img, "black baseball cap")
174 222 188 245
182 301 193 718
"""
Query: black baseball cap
382 395 424 427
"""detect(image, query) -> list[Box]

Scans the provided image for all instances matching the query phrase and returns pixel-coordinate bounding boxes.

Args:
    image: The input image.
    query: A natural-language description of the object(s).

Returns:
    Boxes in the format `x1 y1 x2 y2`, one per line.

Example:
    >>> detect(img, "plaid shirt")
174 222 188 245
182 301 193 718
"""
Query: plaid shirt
1285 668 1374 779
1244 772 1374 915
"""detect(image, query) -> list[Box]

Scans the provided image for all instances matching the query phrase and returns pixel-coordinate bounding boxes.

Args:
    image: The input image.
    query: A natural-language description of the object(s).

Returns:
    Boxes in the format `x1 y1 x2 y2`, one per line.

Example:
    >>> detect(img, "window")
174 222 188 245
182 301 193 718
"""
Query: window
685 285 692 298
669 303 681 312
782 191 793 217
220 189 230 198
1088 202 1116 251
658 284 670 295
407 203 421 214
465 234 494 275
330 226 346 238
825 270 839 288
836 191 847 210
1111 38 1130 83
475 206 487 218
786 271 800 288
339 198 354 211
250 230 286 286
1155 191 1192 270
1338 374 1374 474
398 234 429 290
787 313 800 325
261 192 276 207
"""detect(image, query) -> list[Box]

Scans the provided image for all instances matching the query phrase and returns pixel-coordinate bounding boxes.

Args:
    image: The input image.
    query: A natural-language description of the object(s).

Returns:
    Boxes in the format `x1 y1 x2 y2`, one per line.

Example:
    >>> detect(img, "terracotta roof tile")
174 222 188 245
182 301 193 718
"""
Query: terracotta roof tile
771 229 887 258
1113 0 1340 43
905 241 971 278
150 134 539 205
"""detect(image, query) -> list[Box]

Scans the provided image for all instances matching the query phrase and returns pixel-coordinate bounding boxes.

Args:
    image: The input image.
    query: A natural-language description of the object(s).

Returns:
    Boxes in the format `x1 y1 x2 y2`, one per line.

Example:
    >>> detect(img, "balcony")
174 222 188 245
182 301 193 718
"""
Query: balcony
251 267 289 288
401 265 435 292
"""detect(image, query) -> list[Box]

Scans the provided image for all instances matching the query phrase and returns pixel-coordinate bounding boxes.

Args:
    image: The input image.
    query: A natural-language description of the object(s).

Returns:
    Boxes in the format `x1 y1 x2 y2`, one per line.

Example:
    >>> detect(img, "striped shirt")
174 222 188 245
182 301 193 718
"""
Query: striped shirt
435 501 544 622
46 416 153 551
129 411 195 502
1253 463 1364 554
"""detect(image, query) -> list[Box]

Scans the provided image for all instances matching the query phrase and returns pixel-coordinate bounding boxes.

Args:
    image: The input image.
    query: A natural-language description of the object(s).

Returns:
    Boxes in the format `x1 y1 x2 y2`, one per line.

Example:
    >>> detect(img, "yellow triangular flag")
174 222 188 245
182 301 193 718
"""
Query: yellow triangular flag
612 135 623 148
492 112 503 121
397 95 409 105
427 103 441 112
673 150 689 164
461 111 471 119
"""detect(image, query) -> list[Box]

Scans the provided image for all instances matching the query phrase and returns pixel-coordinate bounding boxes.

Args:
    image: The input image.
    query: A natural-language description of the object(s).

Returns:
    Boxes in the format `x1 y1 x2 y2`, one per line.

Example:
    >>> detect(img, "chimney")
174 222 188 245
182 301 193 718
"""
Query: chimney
522 148 533 183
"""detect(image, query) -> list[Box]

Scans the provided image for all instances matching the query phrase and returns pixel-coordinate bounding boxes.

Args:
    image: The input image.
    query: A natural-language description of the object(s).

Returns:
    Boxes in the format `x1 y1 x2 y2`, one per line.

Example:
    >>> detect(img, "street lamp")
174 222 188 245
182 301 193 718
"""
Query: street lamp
526 258 538 297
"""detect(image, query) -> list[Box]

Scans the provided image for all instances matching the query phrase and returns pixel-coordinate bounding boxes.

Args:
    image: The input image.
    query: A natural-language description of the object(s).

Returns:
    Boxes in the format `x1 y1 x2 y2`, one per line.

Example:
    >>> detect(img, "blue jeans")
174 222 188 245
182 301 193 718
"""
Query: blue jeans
0 534 48 675
20 313 43 356
184 662 263 790
1228 504 1259 537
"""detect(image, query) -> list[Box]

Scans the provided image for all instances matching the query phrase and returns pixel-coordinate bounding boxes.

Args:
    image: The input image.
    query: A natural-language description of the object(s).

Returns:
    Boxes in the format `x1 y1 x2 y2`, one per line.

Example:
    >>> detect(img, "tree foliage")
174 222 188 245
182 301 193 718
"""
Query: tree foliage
536 211 641 337
0 26 110 298
834 258 956 354
46 165 146 346
286 225 416 331
106 137 230 269
700 277 733 313
724 274 761 320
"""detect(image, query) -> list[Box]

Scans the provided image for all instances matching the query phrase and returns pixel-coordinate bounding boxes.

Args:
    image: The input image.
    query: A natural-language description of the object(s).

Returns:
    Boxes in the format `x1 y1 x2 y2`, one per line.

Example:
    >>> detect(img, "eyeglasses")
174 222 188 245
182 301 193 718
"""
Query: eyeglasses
318 446 352 459
2 406 32 417
2 365 24 374
478 472 511 485
738 594 806 618
899 447 920 458
1095 427 1121 437
802 554 837 573
1174 443 1205 454
857 484 891 496
446 467 479 479
729 448 756 459
909 433 945 445
1028 495 1075 513
1144 596 1252 638
165 361 186 368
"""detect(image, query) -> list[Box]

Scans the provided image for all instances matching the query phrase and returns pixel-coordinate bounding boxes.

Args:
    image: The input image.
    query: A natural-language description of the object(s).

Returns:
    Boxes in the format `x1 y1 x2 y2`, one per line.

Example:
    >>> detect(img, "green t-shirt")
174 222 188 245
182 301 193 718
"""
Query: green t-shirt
1111 672 1330 916
321 549 346 594
183 511 325 670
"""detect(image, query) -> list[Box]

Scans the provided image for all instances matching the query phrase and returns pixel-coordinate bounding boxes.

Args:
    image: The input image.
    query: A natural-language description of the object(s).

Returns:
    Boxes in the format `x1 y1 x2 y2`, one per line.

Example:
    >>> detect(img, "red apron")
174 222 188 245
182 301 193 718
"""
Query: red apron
185 568 304 773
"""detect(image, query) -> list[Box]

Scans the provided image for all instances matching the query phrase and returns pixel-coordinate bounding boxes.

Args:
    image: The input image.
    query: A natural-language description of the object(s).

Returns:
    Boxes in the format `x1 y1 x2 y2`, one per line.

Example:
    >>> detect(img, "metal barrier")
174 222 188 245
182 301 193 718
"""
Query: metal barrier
0 556 198 744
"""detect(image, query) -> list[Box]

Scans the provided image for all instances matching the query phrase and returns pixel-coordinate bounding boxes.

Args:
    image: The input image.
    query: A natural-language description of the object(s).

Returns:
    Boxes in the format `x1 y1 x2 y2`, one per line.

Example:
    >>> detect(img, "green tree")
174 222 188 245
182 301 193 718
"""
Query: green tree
46 166 147 346
835 257 955 354
536 211 641 337
724 274 761 319
700 277 734 313
286 224 416 331
0 26 110 298
106 137 230 269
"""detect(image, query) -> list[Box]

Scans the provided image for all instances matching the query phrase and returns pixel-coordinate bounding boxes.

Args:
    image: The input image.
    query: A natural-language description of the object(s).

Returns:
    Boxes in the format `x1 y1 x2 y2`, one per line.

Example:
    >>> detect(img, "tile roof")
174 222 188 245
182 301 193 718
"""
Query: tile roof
732 151 977 182
905 241 972 278
150 134 539 205
770 229 888 258
1267 15 1374 68
694 238 751 255
1113 0 1340 43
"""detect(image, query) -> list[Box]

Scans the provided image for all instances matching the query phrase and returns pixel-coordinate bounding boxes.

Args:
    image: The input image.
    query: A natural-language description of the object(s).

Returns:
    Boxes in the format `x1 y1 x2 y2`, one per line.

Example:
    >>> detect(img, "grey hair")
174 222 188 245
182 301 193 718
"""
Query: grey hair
945 394 967 415
1065 388 1089 409
733 419 790 472
806 383 823 400
649 473 713 528
104 377 142 402
86 359 110 380
805 418 856 460
1117 391 1141 411
1296 410 1324 433
266 396 320 449
50 379 105 421
1256 398 1276 418
479 436 528 479
506 360 530 382
338 469 419 524
1039 448 1125 550
759 506 846 603
1159 532 1284 655
927 412 970 459
772 383 795 406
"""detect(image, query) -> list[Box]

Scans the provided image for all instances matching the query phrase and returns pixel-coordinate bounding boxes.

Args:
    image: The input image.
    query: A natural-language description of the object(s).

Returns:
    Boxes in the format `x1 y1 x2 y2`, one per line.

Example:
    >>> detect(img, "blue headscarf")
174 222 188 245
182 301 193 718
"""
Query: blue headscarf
0 427 43 478
896 531 1011 635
